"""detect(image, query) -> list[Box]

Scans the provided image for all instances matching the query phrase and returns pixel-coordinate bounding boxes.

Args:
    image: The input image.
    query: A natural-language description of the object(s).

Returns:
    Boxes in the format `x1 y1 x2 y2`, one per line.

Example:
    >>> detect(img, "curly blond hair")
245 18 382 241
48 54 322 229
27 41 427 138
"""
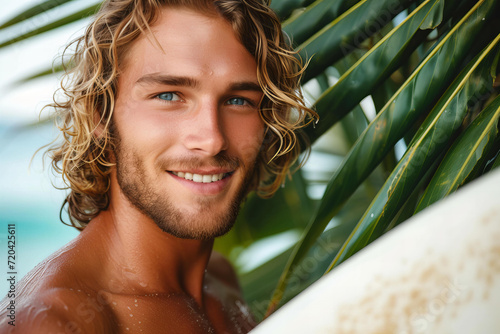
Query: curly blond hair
47 0 317 229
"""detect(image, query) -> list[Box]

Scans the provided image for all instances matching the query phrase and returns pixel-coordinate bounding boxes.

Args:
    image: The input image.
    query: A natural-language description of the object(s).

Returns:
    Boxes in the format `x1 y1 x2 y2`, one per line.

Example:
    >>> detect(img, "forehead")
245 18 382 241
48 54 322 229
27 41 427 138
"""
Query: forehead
118 7 258 87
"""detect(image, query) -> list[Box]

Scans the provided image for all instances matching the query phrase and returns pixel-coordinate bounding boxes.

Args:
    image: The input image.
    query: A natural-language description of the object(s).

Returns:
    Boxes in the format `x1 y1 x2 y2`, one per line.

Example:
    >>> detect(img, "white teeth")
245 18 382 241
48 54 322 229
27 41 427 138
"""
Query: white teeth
172 171 226 183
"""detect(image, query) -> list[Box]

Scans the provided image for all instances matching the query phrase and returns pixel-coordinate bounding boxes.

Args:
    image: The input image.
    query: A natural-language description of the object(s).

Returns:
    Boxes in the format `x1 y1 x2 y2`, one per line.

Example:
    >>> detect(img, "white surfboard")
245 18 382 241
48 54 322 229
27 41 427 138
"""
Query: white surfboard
251 168 500 333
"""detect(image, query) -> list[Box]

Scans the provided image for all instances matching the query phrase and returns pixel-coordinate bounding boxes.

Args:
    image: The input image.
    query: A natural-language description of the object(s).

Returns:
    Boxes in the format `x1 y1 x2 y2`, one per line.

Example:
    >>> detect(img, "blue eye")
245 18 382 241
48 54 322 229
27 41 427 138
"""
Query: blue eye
227 98 247 106
157 92 181 101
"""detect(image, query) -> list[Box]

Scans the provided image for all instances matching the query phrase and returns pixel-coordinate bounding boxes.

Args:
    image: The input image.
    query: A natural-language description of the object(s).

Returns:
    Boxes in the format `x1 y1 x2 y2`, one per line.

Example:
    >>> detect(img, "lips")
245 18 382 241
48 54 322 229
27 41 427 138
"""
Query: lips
170 171 232 183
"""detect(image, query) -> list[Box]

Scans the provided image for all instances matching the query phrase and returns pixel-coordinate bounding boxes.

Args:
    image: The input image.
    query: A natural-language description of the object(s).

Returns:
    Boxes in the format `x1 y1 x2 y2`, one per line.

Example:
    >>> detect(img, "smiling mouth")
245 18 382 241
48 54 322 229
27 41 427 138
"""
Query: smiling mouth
169 171 233 183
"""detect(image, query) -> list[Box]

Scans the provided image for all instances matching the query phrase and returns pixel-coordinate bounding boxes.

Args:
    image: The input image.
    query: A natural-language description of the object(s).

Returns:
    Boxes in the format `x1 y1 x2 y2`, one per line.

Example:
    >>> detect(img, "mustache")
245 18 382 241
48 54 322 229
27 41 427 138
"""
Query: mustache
158 152 241 171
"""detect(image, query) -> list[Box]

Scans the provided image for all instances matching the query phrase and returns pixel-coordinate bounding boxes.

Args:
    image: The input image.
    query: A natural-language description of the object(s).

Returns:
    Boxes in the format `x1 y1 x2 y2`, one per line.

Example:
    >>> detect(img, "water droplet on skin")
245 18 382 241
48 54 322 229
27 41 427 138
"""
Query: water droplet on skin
112 302 117 306
135 304 138 307
126 328 129 331
130 314 133 317
127 306 131 310
134 299 138 303
139 321 142 324
139 282 148 288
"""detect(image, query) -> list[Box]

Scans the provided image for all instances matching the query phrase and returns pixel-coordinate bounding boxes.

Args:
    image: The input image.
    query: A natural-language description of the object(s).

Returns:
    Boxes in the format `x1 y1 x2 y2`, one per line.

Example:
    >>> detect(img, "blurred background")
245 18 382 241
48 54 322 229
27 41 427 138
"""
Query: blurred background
0 0 100 296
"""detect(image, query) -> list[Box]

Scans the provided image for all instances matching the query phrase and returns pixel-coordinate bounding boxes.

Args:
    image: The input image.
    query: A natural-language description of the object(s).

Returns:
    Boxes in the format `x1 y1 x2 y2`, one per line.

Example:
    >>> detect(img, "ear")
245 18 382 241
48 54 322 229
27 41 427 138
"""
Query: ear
92 109 107 138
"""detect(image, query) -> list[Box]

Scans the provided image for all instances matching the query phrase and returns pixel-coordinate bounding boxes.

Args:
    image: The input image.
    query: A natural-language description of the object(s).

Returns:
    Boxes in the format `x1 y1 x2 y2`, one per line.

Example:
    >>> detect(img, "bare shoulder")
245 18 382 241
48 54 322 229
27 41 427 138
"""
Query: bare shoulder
0 239 115 333
206 251 257 330
207 250 241 292
0 286 112 334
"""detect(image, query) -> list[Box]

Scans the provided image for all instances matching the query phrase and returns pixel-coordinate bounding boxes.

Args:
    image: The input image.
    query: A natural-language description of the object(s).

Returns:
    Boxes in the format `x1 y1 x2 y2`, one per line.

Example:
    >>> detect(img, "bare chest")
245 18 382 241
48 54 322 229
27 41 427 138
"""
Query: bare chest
106 295 212 333
103 291 254 334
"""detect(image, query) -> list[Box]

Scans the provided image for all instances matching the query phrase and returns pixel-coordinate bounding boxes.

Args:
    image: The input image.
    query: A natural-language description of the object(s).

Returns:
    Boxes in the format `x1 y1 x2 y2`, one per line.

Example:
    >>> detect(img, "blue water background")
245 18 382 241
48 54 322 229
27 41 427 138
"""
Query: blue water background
0 122 79 298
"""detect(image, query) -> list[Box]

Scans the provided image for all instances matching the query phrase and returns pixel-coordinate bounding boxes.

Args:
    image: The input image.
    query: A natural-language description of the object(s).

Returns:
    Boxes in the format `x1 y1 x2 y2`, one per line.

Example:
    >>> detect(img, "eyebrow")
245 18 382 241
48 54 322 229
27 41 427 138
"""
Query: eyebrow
229 82 262 93
136 74 198 88
135 73 262 92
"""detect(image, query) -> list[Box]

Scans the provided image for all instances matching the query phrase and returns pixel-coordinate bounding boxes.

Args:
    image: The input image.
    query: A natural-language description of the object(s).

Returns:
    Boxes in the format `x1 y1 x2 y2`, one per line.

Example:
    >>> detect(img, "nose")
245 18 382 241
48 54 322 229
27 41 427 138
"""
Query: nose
183 101 228 156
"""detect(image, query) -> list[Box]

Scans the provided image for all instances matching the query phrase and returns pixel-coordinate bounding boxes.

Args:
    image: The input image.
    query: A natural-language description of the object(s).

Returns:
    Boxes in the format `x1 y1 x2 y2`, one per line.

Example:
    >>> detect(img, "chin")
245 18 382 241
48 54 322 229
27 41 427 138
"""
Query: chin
155 216 236 240
149 200 241 240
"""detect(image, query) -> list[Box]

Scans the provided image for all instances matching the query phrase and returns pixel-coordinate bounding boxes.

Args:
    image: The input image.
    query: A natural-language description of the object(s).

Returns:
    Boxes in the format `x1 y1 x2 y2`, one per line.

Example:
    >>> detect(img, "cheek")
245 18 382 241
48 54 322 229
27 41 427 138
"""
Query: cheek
228 117 265 160
114 102 178 149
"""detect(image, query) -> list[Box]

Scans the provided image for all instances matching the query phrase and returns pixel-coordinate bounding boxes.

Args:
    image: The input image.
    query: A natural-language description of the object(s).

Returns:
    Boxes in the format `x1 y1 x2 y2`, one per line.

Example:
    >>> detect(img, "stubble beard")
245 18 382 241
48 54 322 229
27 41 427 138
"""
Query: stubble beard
111 127 257 240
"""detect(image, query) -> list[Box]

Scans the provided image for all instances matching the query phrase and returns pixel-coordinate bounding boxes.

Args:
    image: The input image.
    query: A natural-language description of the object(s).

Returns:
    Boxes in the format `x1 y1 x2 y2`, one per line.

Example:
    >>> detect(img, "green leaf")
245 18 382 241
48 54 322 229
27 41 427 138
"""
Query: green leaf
0 0 75 30
305 0 450 141
0 3 101 49
326 34 500 272
283 0 354 46
248 179 372 319
267 0 495 312
241 221 356 321
269 0 316 21
15 63 68 85
384 154 442 231
415 94 500 212
329 56 369 146
420 0 444 29
491 150 500 170
317 0 497 214
339 105 369 146
371 76 400 113
299 0 415 83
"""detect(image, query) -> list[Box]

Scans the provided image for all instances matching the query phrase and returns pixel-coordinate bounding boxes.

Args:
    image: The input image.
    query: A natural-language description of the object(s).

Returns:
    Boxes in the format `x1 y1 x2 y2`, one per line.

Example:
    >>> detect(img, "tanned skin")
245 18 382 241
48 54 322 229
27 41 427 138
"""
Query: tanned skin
0 8 264 334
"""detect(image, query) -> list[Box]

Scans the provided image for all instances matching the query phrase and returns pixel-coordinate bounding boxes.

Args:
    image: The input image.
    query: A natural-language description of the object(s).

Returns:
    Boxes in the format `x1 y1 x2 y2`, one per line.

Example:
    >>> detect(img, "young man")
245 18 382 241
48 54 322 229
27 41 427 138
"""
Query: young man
0 0 315 333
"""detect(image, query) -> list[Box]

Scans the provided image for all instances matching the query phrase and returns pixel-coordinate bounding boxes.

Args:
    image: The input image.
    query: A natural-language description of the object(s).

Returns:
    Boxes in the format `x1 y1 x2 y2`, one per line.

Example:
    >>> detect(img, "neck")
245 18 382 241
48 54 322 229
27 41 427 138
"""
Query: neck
81 197 214 305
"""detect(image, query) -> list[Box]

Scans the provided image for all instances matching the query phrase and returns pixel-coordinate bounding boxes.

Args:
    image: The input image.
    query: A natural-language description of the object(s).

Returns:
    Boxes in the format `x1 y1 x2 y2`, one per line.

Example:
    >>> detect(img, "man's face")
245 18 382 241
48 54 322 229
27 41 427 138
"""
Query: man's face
111 7 265 239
